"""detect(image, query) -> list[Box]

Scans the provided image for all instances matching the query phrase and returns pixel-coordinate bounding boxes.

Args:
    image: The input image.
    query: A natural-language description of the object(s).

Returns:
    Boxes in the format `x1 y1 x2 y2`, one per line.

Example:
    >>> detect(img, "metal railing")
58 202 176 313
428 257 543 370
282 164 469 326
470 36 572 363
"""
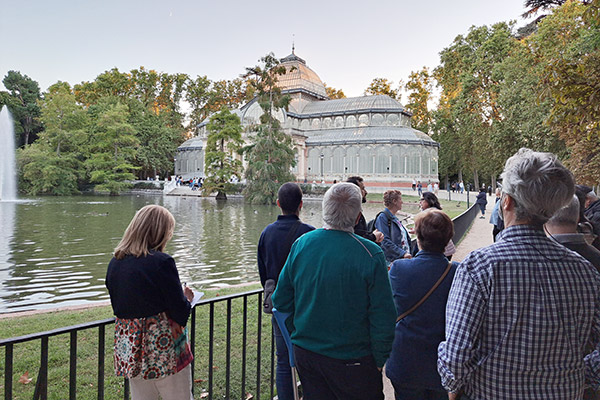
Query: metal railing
0 289 276 400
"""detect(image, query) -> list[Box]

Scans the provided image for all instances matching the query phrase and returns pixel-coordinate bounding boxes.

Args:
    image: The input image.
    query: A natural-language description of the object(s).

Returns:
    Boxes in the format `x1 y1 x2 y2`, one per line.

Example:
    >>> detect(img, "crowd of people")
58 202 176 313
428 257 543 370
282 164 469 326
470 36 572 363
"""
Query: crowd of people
104 147 600 400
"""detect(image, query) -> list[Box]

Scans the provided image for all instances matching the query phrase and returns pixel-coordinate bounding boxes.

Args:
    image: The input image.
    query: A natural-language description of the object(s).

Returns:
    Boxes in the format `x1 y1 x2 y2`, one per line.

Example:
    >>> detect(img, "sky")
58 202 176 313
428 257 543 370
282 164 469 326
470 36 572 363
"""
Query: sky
1 0 530 99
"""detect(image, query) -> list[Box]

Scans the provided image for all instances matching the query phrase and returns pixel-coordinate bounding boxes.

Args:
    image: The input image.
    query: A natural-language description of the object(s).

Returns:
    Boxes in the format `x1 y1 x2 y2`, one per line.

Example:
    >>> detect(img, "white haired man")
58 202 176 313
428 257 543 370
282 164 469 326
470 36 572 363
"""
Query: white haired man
545 195 600 271
438 149 600 400
272 183 396 400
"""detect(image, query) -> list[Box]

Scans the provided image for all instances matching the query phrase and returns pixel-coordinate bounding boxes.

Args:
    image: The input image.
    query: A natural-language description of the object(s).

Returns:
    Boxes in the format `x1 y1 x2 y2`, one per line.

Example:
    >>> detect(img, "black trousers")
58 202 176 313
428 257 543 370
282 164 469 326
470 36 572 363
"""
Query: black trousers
294 345 384 400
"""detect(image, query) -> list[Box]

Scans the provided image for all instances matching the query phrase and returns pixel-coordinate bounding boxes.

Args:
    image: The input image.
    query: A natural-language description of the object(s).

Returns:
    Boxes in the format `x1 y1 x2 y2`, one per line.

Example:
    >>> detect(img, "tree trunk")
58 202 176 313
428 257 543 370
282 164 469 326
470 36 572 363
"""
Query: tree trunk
458 169 463 183
473 170 480 191
445 174 449 191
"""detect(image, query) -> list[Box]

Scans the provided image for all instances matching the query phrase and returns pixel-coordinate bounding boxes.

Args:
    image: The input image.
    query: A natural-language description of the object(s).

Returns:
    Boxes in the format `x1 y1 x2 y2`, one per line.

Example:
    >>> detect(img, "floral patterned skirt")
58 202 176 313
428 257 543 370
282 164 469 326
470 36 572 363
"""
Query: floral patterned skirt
114 312 193 380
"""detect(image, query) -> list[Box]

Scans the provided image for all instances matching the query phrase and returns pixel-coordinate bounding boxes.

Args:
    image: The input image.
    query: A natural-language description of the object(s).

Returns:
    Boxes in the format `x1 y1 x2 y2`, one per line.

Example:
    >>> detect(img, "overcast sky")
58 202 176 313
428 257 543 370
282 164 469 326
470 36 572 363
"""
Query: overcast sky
1 0 530 99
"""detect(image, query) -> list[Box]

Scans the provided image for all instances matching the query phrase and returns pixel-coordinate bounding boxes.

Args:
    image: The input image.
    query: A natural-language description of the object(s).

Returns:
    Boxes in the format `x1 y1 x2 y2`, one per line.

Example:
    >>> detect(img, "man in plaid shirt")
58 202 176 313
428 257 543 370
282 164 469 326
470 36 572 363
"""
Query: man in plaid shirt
438 148 600 400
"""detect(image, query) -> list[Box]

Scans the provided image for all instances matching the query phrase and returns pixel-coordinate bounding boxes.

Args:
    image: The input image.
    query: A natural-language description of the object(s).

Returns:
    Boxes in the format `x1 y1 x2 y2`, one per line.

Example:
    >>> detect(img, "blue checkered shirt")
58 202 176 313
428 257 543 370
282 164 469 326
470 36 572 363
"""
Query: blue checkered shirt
438 225 600 399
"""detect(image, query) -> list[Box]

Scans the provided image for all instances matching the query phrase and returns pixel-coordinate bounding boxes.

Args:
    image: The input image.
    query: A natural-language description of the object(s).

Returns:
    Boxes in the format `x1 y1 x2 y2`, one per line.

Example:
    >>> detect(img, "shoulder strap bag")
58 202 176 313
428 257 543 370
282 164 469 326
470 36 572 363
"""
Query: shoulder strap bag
396 261 453 323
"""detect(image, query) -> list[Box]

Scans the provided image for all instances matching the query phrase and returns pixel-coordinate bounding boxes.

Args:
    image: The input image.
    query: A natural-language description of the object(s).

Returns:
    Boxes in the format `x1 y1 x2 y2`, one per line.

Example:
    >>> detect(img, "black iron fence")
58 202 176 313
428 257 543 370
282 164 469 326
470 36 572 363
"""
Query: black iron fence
1 207 480 400
0 289 276 400
451 203 479 246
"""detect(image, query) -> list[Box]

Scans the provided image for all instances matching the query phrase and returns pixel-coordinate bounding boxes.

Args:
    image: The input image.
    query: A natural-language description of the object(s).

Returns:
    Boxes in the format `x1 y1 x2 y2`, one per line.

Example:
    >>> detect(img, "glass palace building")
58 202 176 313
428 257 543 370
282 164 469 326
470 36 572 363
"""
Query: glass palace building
176 52 439 191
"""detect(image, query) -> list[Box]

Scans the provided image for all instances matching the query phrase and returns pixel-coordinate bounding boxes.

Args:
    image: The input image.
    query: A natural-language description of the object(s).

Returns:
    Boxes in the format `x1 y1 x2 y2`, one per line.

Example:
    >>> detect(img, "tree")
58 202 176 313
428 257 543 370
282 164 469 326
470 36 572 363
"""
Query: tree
17 82 90 195
324 83 346 99
404 68 433 133
364 78 401 100
38 82 89 157
129 102 183 179
18 144 82 195
2 70 42 146
534 0 600 183
85 102 138 195
242 53 296 204
433 23 516 189
203 108 244 199
185 75 212 132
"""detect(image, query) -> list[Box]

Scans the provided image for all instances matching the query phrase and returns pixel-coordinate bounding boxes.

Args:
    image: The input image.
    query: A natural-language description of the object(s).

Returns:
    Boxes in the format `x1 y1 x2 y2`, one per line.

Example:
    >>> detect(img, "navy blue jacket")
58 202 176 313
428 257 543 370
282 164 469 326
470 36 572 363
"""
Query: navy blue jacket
105 250 191 327
257 214 314 286
385 251 458 390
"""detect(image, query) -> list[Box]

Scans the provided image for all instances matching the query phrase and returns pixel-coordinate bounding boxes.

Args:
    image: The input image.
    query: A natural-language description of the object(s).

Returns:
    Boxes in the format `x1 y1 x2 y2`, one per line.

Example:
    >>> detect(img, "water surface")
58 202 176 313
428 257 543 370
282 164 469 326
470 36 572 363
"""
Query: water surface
0 194 418 313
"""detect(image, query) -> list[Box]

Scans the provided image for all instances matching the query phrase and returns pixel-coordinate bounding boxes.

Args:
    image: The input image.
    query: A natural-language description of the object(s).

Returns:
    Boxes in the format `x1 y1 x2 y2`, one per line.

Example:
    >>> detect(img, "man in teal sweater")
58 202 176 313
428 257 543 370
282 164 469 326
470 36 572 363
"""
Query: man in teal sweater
272 182 396 400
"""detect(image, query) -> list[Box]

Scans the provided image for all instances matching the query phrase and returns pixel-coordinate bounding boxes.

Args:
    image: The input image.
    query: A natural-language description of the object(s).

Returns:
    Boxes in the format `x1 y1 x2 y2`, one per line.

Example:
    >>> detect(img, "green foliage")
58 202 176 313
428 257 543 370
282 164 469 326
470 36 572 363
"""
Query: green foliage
404 67 433 133
85 102 138 195
242 53 296 204
18 144 82 195
535 0 600 183
203 108 244 198
2 70 42 146
364 77 401 100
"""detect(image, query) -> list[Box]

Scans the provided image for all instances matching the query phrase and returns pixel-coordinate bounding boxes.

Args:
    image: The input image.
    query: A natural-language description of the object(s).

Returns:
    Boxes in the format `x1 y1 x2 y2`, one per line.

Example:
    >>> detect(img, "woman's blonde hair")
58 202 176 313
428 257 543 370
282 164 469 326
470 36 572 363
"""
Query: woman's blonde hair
114 205 175 260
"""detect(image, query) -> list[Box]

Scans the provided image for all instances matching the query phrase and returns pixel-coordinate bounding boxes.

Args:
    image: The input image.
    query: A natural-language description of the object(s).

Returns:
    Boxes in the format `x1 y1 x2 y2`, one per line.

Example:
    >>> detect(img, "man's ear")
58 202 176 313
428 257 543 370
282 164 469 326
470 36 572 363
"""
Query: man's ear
503 195 514 211
355 212 361 226
297 200 303 213
276 199 281 209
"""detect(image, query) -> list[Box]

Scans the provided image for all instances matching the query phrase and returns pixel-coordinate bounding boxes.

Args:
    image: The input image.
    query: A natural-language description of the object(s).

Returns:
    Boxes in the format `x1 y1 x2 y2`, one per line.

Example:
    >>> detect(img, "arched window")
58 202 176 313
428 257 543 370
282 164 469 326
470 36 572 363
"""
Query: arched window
332 147 345 174
374 145 390 174
359 146 373 174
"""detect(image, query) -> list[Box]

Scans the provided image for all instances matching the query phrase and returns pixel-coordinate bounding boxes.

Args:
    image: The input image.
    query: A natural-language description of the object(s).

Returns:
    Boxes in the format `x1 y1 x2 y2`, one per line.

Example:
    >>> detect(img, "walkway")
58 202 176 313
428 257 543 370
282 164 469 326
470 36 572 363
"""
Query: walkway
382 198 494 398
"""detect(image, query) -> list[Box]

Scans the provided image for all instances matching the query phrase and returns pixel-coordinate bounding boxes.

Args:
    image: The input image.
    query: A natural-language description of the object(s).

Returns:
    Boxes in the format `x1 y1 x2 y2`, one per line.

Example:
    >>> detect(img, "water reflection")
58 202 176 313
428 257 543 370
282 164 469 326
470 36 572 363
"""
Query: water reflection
0 194 418 313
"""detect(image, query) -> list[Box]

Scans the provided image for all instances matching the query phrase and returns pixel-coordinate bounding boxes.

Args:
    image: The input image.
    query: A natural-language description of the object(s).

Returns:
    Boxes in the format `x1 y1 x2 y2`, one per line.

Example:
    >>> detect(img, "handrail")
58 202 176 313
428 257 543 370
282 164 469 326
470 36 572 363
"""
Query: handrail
1 288 273 400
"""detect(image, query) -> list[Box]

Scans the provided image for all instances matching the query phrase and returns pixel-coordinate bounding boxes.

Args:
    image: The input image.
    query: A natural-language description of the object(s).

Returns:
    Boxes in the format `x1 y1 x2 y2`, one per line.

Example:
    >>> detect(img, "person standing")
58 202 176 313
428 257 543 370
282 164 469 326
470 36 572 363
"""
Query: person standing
545 195 600 271
438 148 600 400
417 181 423 197
272 183 396 400
105 205 194 400
489 188 504 242
475 187 487 219
257 182 315 400
346 176 383 243
386 210 458 400
418 192 456 260
376 190 412 263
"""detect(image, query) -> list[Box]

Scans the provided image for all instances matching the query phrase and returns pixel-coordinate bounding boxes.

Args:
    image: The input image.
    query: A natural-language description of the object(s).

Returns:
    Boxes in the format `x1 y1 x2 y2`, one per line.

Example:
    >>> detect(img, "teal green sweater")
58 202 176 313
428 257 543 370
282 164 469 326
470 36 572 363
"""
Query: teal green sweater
271 228 396 367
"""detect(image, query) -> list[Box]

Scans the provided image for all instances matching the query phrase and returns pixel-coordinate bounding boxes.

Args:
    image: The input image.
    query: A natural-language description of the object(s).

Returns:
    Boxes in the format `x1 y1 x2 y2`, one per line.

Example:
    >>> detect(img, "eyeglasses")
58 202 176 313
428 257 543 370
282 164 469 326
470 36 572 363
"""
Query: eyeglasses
419 198 425 201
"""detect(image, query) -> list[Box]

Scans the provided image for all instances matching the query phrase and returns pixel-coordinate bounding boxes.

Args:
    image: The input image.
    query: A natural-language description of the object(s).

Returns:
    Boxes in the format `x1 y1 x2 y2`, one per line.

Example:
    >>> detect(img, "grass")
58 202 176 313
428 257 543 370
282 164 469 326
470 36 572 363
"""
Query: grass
366 192 470 221
0 283 278 400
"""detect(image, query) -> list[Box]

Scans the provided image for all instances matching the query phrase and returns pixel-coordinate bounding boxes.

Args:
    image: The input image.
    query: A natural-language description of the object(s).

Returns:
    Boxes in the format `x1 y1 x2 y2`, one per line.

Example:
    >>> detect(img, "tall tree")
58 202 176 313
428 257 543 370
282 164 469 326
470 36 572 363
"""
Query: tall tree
535 0 600 183
185 75 212 132
404 68 433 133
364 78 401 100
242 53 296 204
85 102 138 195
203 108 244 199
2 70 42 146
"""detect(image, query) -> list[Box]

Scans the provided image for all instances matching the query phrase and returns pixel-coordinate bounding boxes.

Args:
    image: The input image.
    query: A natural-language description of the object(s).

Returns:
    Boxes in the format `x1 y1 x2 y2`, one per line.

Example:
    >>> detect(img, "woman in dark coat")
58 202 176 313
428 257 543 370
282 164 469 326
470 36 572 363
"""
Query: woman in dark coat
476 187 488 219
386 210 458 400
106 205 194 400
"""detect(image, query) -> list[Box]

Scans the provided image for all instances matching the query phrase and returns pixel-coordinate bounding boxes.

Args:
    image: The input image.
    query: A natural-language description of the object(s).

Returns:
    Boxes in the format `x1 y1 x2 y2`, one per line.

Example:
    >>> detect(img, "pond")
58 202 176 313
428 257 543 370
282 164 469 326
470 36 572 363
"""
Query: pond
0 193 420 313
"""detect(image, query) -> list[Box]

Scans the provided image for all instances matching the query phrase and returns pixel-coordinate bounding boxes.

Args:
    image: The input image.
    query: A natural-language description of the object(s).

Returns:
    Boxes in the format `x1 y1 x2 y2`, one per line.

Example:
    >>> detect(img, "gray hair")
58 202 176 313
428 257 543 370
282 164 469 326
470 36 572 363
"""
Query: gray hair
322 183 362 232
546 195 579 227
501 148 575 225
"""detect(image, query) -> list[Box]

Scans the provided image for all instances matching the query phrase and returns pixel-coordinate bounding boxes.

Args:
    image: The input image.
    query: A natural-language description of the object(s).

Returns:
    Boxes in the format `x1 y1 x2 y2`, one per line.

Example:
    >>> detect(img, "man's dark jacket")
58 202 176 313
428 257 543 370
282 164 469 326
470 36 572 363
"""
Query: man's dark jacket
257 214 314 286
354 212 377 242
586 200 600 237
